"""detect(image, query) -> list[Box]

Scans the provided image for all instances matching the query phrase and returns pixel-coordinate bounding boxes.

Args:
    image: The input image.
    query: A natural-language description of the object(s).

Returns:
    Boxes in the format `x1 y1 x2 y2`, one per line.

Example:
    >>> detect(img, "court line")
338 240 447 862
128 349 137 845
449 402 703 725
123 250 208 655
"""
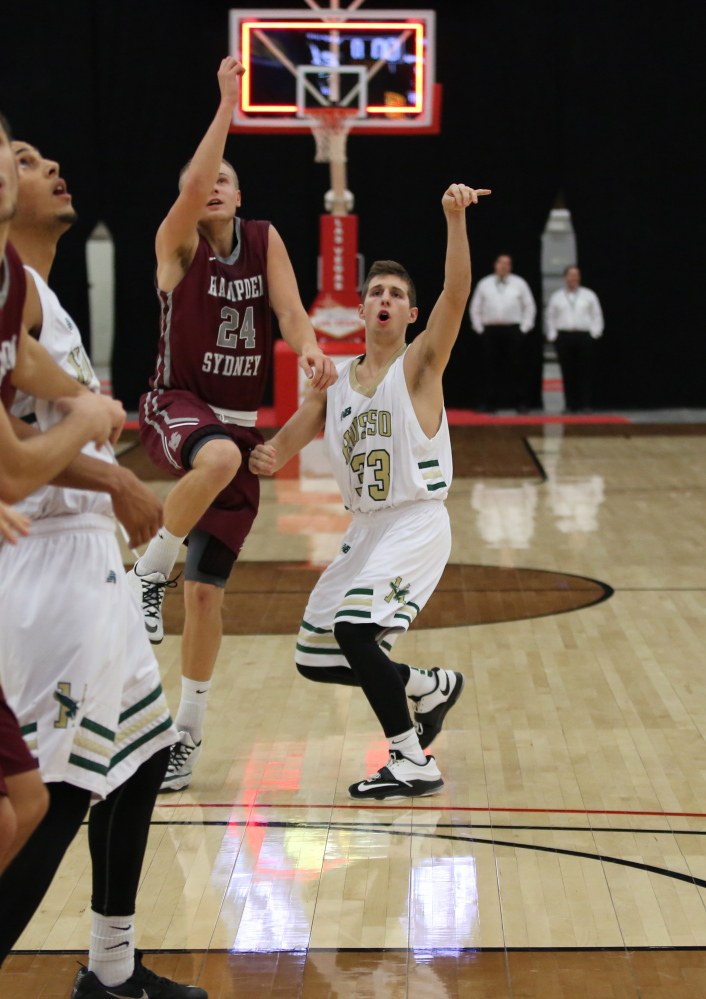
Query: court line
146 821 706 834
155 803 706 817
143 819 706 891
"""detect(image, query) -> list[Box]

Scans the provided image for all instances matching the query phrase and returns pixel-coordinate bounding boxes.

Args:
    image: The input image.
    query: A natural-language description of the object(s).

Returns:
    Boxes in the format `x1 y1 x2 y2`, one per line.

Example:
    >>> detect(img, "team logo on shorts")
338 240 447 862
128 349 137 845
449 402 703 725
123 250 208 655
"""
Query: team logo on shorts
53 682 81 729
341 543 351 554
168 431 182 451
106 570 117 584
385 576 411 604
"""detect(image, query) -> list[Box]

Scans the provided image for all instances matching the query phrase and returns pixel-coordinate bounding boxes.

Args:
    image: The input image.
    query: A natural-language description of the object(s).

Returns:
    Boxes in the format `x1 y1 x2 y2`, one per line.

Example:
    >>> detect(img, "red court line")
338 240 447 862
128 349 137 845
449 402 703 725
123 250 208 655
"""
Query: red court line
155 803 706 818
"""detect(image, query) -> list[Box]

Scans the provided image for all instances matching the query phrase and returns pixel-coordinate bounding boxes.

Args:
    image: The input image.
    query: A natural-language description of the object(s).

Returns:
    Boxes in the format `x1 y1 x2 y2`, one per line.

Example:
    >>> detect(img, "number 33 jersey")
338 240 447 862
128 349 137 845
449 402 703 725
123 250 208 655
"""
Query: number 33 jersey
325 346 453 516
149 218 272 411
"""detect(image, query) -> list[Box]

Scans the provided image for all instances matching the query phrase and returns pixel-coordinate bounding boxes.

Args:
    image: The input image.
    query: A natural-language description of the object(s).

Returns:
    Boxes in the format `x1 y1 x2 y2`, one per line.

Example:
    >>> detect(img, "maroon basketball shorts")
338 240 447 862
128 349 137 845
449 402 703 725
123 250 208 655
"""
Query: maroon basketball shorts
0 688 39 796
139 388 263 558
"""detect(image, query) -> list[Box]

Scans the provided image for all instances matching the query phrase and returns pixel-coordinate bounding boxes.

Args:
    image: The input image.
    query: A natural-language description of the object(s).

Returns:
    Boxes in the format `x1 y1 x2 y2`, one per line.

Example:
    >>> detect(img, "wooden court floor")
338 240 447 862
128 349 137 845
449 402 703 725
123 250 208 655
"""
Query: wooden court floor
5 426 706 997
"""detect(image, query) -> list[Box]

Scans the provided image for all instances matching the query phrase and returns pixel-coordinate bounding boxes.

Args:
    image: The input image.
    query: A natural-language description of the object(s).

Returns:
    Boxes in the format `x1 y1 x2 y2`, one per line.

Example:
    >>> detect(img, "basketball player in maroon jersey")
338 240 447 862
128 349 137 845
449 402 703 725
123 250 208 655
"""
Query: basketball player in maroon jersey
129 58 337 791
0 112 122 880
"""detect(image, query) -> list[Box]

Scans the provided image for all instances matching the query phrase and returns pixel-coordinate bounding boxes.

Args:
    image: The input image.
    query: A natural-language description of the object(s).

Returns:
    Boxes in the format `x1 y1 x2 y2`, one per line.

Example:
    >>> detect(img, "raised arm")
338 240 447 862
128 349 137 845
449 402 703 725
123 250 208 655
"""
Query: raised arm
155 57 244 291
249 389 328 476
267 227 338 391
406 183 491 383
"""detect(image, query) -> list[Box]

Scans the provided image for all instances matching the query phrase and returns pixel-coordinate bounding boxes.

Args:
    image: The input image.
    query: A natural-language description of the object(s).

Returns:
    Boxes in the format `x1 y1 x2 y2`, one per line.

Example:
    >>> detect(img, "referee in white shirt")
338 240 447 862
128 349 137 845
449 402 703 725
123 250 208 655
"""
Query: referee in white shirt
469 254 536 412
545 265 604 413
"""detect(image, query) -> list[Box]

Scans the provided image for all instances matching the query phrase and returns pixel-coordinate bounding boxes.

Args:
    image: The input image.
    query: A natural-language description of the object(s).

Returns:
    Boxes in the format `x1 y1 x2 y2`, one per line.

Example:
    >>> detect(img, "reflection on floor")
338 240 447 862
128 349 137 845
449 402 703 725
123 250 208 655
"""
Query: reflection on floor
6 426 706 996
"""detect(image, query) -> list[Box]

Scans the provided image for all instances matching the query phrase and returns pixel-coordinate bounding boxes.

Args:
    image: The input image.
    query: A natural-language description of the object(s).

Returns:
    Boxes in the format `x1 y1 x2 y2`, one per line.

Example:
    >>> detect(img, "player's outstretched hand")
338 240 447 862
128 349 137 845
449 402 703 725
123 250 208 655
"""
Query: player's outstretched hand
442 184 492 212
0 500 30 545
249 443 277 476
218 56 245 108
111 469 164 549
299 349 338 391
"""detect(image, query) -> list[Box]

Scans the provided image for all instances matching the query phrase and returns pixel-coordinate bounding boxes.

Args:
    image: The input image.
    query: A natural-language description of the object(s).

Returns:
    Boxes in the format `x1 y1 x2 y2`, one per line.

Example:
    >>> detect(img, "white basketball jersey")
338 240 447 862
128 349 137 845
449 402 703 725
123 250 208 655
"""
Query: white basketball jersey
12 267 114 521
324 346 453 515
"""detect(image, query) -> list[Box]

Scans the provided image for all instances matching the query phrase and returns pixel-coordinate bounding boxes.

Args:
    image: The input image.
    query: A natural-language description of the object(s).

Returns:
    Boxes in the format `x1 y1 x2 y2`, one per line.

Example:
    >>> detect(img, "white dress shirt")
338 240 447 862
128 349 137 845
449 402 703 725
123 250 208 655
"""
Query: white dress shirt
469 273 537 334
545 286 604 341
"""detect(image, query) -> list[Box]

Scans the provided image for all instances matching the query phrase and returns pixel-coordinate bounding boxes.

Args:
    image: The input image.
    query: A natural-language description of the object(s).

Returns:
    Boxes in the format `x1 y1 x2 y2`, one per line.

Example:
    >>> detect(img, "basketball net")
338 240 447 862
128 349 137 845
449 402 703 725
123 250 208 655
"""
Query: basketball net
309 106 358 165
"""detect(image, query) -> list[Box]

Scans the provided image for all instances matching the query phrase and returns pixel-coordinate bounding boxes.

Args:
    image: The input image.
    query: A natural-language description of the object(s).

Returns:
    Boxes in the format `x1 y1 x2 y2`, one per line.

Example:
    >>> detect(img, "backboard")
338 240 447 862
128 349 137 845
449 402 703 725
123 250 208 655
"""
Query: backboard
229 8 438 134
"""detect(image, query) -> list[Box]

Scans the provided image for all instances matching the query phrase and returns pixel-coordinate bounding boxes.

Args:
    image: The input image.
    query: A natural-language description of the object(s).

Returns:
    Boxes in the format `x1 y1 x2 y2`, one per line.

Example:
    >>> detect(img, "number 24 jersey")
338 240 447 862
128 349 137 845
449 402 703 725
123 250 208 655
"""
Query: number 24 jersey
149 217 272 411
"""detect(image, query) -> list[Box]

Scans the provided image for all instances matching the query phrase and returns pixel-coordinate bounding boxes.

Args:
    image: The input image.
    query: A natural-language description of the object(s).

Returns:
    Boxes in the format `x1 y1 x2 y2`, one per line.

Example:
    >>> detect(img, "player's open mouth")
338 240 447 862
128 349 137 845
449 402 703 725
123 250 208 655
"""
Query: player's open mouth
53 180 70 198
378 310 390 324
207 199 223 207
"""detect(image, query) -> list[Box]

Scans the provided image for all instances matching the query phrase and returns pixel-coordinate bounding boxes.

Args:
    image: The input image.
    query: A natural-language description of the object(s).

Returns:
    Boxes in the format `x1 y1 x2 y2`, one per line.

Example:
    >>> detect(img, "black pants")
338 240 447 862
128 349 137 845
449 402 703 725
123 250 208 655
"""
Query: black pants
556 330 595 411
0 746 170 960
481 324 526 410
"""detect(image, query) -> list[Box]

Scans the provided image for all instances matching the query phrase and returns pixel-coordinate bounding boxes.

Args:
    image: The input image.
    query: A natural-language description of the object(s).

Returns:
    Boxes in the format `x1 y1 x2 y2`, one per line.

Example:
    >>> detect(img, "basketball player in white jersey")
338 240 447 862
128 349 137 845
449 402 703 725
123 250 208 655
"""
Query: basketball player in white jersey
250 182 490 800
0 140 208 998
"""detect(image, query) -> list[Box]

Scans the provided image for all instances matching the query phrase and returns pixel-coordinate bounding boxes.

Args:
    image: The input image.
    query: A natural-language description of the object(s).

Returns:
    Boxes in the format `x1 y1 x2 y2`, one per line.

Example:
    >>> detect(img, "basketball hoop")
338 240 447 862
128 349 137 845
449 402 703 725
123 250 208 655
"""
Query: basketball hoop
308 106 359 164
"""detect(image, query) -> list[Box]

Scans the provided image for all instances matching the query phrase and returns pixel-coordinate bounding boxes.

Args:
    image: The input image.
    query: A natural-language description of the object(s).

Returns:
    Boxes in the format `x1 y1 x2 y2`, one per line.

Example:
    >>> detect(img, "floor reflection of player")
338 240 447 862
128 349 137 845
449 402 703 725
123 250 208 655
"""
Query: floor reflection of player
471 483 538 550
548 475 605 535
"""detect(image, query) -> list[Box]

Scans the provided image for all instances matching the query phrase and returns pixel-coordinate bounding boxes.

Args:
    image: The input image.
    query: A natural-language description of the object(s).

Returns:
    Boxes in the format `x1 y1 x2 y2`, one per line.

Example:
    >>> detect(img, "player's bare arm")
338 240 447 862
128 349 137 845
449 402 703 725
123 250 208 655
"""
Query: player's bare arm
9 413 163 547
267 227 338 391
249 389 328 476
0 391 115 503
0 499 30 544
156 57 244 292
404 184 490 434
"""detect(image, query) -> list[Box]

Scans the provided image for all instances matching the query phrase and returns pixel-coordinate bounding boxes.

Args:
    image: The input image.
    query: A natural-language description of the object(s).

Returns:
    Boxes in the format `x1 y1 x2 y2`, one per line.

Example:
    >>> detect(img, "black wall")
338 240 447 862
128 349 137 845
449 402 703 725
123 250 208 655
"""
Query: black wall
1 0 703 409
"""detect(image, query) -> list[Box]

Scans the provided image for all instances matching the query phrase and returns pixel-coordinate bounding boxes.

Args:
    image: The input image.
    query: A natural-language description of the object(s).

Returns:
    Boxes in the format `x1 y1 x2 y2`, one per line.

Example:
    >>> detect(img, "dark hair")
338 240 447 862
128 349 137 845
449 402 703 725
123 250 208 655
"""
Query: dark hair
361 260 417 308
563 264 580 276
0 112 12 141
179 157 239 190
495 253 512 263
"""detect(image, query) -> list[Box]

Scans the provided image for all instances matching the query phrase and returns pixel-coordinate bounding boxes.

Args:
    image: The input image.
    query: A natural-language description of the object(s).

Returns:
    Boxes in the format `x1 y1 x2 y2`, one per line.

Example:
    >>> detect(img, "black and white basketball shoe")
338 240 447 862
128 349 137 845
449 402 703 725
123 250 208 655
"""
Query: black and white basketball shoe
411 668 465 749
159 732 203 793
126 567 179 645
71 950 207 997
349 750 444 801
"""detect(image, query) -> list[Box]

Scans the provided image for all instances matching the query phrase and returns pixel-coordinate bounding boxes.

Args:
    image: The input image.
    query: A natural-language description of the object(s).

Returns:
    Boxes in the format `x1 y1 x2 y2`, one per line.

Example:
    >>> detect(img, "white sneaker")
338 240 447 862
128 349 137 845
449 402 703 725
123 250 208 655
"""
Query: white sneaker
159 732 203 793
126 565 178 644
349 750 444 801
412 668 465 749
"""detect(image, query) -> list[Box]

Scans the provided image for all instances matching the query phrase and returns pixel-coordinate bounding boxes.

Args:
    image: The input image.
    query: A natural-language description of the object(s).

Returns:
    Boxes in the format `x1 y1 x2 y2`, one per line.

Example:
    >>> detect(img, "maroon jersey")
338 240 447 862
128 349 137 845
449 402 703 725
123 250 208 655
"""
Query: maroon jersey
0 242 26 409
149 218 272 411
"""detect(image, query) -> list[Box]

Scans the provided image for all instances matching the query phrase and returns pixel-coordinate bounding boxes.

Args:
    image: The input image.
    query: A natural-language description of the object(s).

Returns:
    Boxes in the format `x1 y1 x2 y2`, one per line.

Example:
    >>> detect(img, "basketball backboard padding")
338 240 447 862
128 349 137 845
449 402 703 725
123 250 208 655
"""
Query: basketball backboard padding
230 8 437 133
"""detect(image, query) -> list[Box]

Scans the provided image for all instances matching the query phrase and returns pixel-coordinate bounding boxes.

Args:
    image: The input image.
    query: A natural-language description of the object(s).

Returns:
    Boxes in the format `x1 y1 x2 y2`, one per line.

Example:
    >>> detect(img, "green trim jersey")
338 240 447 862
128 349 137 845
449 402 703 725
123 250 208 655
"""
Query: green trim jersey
325 346 453 516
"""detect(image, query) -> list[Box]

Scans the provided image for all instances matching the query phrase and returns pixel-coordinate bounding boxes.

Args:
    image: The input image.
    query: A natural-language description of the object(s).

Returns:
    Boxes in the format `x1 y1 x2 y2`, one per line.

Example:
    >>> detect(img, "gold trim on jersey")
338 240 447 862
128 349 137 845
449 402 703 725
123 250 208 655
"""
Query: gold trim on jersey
348 345 407 398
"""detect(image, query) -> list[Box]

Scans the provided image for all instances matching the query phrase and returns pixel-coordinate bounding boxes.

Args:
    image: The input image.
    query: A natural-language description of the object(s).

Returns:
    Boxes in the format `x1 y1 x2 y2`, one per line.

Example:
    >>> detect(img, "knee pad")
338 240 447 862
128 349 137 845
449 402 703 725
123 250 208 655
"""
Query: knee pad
184 529 236 588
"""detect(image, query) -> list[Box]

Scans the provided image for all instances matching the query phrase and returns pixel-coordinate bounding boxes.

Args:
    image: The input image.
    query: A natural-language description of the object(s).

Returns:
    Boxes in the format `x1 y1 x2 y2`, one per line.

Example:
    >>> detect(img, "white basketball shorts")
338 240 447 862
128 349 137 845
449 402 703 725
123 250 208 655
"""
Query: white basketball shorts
296 500 451 668
0 514 176 800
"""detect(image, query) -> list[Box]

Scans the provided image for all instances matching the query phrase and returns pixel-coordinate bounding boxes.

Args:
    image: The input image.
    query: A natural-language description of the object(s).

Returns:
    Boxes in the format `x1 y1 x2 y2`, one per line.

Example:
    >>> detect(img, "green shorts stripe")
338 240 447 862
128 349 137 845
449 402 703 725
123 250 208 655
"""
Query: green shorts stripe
80 717 115 742
296 642 344 656
335 609 372 619
69 753 109 776
20 722 38 736
119 684 164 725
427 481 448 491
110 717 174 769
394 612 413 625
345 588 374 597
418 459 439 469
300 621 332 635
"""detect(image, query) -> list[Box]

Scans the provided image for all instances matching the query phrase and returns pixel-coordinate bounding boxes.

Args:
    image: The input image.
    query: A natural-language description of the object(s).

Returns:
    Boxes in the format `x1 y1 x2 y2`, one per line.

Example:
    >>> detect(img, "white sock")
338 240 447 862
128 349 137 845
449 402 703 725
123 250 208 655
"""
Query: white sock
174 677 211 743
135 527 185 579
405 666 439 698
389 726 426 765
88 911 135 987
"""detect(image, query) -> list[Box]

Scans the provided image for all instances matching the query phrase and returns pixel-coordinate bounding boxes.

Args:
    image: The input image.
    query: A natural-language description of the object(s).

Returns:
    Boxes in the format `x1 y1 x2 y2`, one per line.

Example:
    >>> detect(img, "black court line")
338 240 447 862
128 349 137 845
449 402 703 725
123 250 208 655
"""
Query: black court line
12 945 706 954
145 821 706 835
125 819 706 892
